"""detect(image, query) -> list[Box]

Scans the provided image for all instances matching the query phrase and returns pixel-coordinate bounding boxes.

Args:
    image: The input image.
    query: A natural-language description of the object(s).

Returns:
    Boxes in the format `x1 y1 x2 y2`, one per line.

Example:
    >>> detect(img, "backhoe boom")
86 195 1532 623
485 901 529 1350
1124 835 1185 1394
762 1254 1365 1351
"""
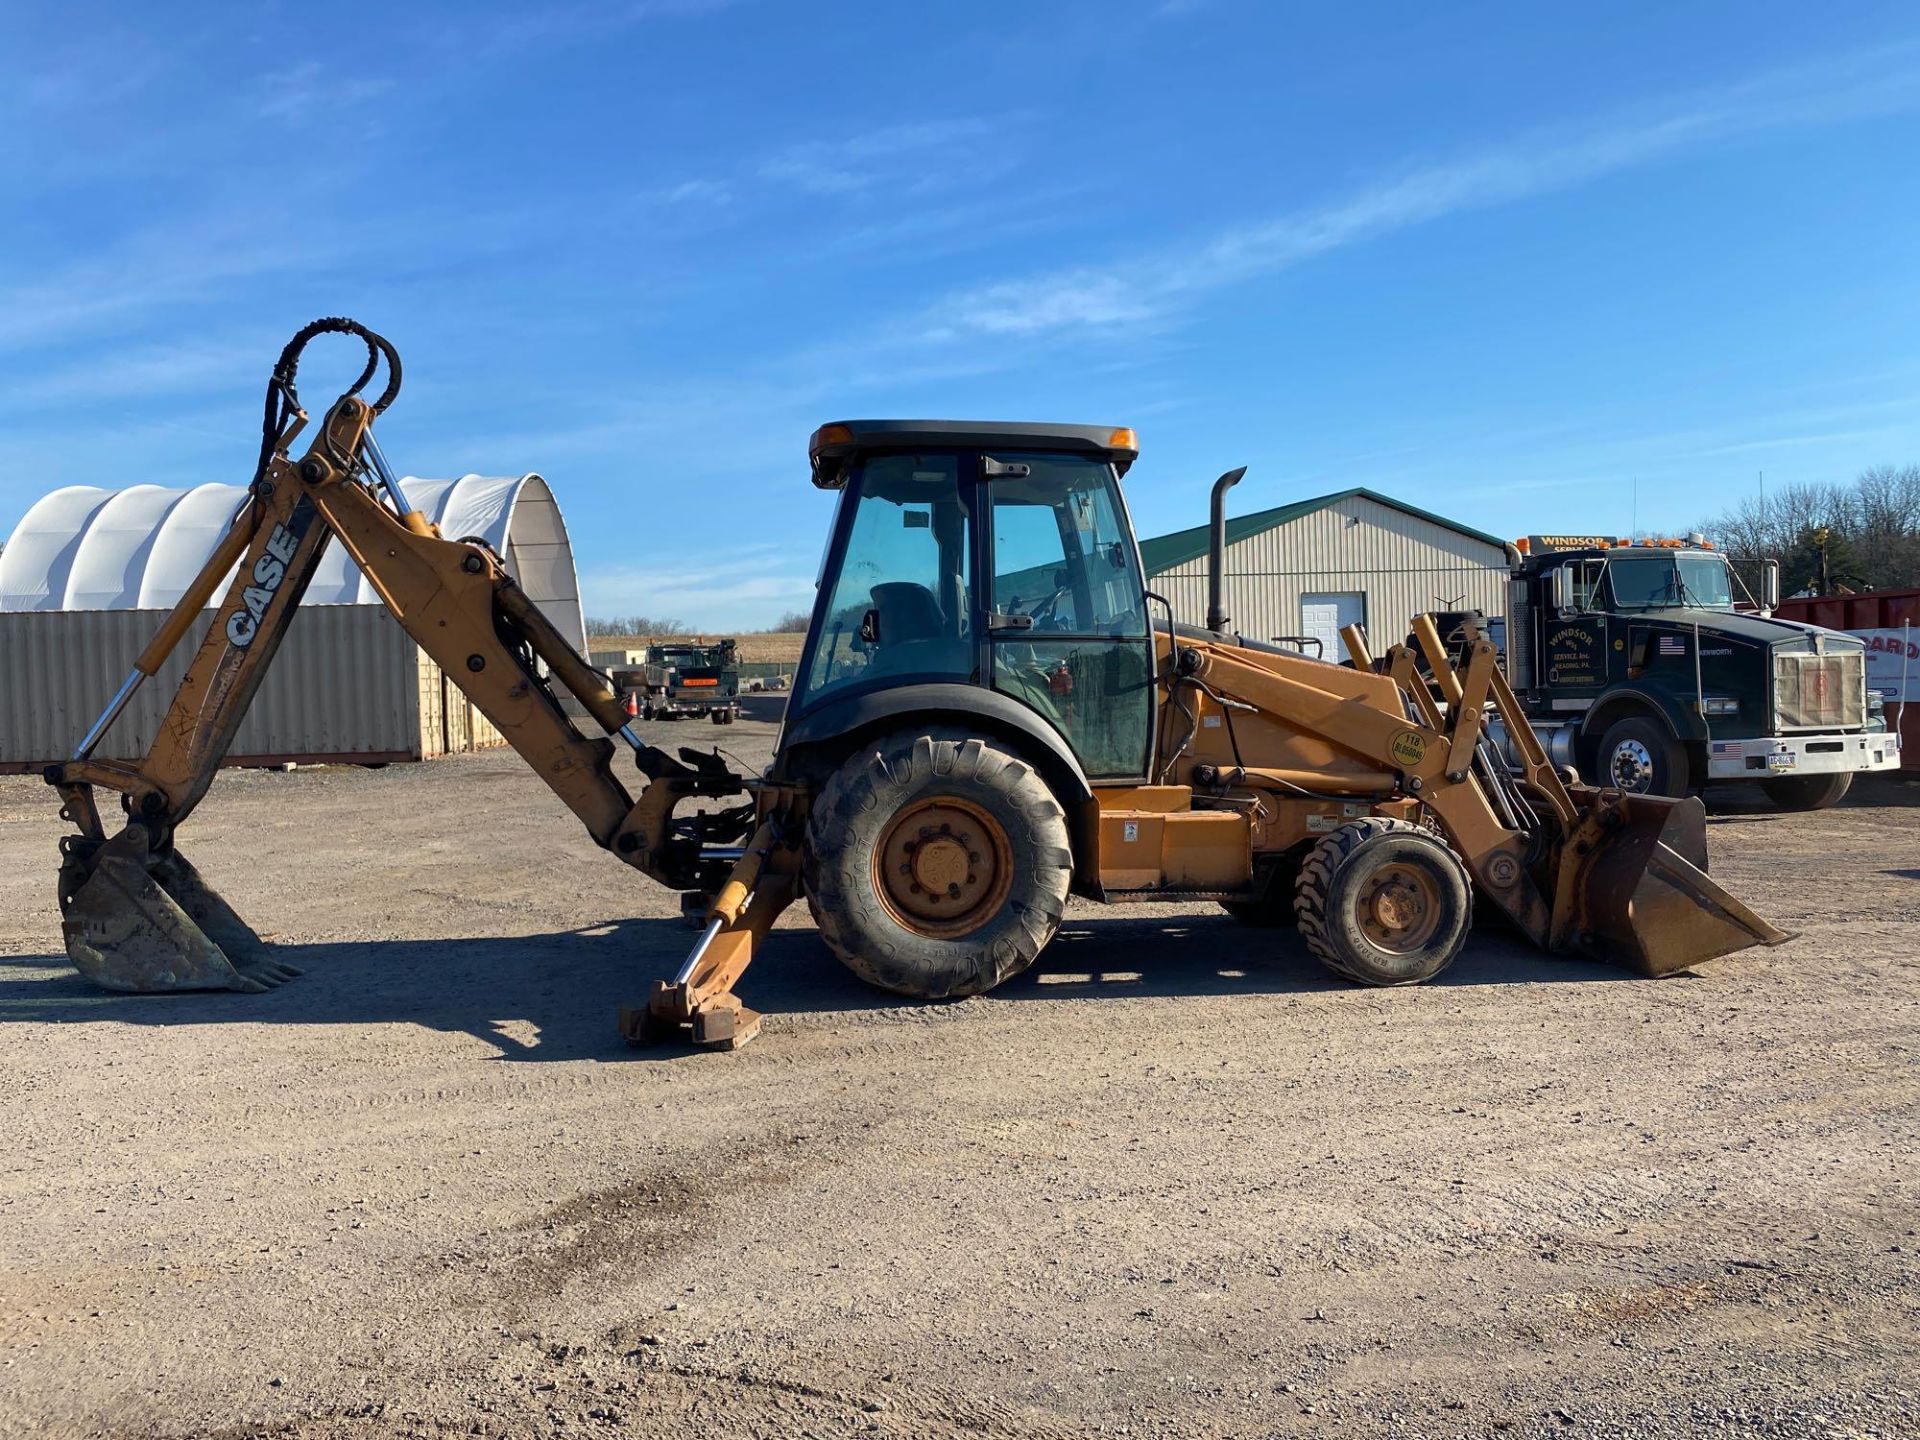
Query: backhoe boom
50 320 748 996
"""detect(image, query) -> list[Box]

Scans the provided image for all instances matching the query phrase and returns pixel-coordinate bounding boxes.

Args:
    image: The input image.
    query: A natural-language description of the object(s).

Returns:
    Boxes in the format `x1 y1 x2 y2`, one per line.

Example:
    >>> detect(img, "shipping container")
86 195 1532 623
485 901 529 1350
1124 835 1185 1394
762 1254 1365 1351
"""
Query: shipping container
0 607 507 773
1774 588 1918 770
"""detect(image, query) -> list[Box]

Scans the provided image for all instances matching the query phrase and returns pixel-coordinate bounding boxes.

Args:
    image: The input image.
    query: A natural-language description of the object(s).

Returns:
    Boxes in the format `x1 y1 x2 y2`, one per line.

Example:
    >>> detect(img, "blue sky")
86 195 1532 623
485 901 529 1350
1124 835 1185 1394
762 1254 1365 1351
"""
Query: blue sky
2 1 1917 629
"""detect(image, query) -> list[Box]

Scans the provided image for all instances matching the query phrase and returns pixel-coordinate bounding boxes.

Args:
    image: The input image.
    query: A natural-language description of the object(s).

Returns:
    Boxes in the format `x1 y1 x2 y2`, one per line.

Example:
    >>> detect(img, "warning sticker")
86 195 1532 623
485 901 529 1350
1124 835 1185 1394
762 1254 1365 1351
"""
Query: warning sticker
1389 730 1427 768
1307 813 1339 833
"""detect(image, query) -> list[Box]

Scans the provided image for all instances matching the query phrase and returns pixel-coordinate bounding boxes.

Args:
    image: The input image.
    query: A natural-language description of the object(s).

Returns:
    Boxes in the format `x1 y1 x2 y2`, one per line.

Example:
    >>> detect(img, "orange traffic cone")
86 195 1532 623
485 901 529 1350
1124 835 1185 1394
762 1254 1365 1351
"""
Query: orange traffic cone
624 691 639 718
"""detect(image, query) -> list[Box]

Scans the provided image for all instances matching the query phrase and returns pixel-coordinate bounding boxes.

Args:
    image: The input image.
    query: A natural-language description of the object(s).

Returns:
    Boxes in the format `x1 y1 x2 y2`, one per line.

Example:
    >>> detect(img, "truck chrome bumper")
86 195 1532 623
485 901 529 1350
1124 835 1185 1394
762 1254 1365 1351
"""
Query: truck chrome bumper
1706 732 1901 779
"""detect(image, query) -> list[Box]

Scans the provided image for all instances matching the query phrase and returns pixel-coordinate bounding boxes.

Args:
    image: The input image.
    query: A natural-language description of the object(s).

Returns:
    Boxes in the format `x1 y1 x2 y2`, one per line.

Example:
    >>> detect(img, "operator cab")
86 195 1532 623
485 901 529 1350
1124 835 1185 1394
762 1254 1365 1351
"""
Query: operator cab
790 420 1155 780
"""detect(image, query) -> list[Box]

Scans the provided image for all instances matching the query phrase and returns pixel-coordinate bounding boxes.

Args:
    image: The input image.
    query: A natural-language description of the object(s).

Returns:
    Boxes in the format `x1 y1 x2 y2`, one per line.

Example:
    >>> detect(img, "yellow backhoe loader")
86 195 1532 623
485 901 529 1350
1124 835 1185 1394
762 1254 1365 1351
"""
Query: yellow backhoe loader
48 322 1788 1048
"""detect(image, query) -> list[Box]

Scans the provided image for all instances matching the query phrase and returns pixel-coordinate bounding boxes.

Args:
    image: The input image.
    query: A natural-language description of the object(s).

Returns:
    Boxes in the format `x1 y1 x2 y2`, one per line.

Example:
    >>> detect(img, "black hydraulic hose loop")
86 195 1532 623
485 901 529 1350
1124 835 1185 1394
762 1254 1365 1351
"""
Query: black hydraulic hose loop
250 318 403 520
272 316 402 419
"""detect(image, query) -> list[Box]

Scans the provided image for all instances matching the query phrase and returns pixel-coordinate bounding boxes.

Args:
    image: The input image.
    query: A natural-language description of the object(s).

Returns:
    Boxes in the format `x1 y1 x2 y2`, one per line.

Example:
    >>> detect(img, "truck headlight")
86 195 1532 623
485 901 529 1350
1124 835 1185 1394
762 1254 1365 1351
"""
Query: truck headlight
1699 697 1740 716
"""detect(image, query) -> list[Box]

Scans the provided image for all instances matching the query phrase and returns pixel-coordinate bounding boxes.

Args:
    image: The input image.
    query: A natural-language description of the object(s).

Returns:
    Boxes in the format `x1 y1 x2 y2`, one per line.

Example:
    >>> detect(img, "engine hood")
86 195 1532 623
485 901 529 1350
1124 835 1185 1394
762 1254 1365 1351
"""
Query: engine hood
1625 607 1860 651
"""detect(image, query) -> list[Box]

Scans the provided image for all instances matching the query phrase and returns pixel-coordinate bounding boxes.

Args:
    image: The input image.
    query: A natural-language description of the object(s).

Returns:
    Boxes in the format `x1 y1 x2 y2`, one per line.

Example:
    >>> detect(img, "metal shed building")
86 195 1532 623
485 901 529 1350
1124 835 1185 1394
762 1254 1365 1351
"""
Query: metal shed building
1138 487 1515 661
0 475 585 771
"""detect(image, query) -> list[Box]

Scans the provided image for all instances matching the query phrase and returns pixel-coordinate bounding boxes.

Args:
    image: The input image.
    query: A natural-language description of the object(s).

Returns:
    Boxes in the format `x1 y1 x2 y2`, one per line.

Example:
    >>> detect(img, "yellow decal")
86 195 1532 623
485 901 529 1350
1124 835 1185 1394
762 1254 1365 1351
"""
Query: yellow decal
1389 730 1427 767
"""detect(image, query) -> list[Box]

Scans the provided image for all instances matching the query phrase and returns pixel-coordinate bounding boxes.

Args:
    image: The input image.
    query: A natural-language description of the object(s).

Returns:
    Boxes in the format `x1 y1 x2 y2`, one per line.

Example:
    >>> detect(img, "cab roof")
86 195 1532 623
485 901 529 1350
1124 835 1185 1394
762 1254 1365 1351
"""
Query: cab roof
808 419 1137 488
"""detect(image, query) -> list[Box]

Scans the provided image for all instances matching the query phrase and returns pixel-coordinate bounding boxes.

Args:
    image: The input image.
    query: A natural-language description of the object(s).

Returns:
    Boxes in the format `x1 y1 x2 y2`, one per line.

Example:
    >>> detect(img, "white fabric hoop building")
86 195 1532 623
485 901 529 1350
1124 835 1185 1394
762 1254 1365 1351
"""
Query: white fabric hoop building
0 474 585 651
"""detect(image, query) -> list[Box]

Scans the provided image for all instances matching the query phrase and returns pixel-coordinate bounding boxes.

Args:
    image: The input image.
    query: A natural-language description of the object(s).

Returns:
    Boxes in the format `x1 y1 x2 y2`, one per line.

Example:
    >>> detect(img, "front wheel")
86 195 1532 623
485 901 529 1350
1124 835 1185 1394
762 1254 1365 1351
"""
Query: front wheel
1594 715 1686 797
1294 818 1472 986
1762 771 1853 811
804 728 1072 999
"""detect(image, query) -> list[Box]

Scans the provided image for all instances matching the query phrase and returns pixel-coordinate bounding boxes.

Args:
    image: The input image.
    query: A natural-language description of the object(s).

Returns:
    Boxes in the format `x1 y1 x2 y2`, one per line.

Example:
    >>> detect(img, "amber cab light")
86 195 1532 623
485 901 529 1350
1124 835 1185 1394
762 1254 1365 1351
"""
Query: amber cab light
1106 427 1139 453
809 423 854 455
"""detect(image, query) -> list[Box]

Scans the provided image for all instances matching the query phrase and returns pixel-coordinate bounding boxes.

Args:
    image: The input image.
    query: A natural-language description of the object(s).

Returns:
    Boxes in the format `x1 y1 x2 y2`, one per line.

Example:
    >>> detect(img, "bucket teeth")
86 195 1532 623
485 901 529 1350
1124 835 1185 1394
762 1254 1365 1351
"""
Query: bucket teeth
57 827 294 994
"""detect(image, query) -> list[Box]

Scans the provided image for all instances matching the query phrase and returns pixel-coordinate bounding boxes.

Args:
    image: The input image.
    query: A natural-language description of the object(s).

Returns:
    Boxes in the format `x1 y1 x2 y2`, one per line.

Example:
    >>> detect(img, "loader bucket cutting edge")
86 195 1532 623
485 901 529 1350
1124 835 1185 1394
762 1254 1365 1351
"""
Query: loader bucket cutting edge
1561 793 1792 977
57 829 298 994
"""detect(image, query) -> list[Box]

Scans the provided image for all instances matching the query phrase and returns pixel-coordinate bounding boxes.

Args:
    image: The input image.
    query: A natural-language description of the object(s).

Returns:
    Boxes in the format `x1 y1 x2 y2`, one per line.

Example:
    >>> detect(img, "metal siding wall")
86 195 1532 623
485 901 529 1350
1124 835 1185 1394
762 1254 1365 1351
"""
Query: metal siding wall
1150 497 1509 646
0 607 427 766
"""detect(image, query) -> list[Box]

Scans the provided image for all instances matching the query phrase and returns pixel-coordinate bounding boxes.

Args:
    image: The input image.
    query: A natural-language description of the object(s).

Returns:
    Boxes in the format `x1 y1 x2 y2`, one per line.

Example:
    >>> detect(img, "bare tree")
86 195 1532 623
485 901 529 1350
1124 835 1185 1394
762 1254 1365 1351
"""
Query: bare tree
1700 466 1919 597
584 615 689 637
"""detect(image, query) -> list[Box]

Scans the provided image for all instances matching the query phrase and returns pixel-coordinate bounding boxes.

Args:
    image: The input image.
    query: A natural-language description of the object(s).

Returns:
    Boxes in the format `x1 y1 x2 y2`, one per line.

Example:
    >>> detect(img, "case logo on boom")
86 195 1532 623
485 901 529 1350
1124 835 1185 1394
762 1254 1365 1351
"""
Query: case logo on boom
225 523 303 648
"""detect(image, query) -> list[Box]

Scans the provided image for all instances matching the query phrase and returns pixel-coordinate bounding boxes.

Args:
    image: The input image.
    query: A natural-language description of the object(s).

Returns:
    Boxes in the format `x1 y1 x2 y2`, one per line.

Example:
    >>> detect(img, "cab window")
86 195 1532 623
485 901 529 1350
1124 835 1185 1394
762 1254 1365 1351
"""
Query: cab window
988 455 1146 636
797 453 972 701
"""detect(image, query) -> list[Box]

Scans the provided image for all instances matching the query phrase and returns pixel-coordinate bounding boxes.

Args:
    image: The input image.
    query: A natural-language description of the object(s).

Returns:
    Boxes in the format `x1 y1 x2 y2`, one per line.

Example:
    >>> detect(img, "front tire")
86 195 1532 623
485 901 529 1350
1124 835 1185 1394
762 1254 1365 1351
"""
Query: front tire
1294 818 1472 986
1762 771 1853 811
1594 715 1686 797
804 728 1072 999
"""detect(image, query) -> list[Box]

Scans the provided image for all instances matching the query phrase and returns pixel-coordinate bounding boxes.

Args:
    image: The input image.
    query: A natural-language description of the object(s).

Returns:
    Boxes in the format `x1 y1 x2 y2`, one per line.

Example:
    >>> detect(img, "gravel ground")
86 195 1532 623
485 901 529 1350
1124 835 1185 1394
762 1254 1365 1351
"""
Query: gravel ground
0 699 1915 1439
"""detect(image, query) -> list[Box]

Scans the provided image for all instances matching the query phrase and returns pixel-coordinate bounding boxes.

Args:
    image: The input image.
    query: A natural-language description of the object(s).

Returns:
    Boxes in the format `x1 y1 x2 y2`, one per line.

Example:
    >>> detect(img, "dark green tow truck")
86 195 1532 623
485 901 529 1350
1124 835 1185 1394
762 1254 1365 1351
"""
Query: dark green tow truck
1487 535 1898 809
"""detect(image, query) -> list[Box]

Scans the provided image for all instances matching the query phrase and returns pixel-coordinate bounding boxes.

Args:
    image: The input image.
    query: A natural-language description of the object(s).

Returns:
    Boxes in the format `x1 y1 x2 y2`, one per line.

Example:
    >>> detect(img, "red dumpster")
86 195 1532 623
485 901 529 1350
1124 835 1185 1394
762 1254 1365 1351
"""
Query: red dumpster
1775 588 1919 771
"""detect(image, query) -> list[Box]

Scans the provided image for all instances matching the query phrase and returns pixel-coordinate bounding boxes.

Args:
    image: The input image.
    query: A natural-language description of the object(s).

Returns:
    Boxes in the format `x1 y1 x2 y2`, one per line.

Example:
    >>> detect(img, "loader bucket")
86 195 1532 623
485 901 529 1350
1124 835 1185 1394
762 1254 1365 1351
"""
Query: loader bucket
1559 792 1791 976
57 825 299 993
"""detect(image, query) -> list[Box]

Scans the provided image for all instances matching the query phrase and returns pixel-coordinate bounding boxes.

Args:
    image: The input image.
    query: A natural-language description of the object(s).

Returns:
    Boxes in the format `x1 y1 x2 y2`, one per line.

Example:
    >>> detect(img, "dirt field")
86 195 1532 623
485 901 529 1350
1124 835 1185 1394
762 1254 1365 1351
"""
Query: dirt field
1 702 1914 1440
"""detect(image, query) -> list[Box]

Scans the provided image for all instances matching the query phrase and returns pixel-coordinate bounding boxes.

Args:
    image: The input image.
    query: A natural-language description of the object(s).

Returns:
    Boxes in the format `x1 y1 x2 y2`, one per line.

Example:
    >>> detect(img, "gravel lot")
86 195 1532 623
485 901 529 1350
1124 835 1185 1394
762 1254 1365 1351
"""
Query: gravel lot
1 699 1915 1439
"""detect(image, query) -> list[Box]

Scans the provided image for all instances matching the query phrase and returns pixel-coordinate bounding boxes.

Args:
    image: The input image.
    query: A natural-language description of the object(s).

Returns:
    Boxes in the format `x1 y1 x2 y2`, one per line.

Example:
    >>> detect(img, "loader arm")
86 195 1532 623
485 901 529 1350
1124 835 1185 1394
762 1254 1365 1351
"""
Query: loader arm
1170 619 1786 976
50 320 749 996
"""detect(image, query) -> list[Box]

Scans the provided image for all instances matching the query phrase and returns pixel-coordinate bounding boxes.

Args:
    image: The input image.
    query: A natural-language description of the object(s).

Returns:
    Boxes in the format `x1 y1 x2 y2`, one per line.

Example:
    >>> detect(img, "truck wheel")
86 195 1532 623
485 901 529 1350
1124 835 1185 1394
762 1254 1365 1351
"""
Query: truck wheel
1594 716 1685 797
804 728 1072 999
1761 772 1852 811
1294 818 1472 986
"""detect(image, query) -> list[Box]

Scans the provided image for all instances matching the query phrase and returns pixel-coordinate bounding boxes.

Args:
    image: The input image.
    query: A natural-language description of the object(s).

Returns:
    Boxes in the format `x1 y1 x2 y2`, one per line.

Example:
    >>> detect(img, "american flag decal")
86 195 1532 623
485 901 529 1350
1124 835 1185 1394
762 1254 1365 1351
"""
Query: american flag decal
1711 741 1741 756
1658 635 1686 656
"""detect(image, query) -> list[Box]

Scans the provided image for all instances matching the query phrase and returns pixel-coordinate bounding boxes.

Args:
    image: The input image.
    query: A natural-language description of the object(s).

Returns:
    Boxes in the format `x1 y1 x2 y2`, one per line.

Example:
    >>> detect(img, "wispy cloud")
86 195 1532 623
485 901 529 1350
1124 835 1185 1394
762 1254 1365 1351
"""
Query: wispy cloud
760 117 1006 196
646 178 734 207
0 215 343 353
915 43 1920 342
252 62 392 125
0 335 267 409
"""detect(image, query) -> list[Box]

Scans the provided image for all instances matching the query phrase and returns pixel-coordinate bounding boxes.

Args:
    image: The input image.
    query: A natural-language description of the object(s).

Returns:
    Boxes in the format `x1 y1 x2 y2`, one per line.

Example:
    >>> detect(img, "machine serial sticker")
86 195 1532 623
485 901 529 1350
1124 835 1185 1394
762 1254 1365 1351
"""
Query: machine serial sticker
1307 814 1338 833
1389 730 1426 767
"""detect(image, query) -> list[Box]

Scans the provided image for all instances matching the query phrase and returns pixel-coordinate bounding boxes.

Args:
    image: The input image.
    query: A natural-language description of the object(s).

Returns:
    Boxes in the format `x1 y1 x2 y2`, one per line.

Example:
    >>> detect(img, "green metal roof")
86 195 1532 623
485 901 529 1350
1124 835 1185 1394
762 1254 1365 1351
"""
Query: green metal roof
1136 486 1510 577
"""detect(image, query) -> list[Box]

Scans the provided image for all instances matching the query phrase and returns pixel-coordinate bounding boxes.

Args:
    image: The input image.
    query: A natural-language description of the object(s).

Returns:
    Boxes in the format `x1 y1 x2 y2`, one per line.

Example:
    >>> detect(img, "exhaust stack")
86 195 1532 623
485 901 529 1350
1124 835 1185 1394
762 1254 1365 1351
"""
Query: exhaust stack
1206 466 1247 633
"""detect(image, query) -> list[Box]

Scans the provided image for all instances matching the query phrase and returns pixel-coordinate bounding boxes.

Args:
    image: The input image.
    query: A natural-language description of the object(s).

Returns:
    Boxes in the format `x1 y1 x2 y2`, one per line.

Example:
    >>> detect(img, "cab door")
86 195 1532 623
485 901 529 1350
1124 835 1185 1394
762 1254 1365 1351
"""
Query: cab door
1541 557 1610 696
982 452 1154 780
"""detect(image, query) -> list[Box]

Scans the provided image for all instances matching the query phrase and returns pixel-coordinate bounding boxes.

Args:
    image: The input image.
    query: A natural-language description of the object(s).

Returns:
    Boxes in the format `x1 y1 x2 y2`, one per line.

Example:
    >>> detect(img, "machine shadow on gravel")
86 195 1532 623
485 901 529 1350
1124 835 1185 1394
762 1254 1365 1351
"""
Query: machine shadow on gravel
0 905 1629 1059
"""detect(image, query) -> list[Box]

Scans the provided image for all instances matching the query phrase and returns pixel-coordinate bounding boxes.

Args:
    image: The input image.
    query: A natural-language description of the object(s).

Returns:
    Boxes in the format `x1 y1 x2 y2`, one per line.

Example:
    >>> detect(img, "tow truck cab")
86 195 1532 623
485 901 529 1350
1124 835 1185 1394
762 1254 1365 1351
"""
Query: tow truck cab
1500 534 1898 808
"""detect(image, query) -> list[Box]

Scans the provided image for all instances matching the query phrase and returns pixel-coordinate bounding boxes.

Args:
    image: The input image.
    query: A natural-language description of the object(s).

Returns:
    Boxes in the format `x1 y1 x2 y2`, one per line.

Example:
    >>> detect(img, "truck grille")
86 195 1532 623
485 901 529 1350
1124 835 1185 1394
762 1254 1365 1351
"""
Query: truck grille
1773 649 1864 730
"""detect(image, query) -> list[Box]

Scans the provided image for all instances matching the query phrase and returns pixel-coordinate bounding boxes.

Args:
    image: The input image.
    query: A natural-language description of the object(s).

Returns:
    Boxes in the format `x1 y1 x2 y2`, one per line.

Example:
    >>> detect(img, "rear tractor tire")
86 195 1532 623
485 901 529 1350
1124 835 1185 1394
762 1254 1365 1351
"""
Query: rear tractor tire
1762 771 1852 811
1294 818 1472 986
804 728 1073 999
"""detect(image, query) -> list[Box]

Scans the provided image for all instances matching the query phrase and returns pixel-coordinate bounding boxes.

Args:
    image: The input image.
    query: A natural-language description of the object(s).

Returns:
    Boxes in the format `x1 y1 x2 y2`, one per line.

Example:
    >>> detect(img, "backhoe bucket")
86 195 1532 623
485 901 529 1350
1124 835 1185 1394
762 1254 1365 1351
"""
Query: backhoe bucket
1558 792 1791 976
57 825 298 994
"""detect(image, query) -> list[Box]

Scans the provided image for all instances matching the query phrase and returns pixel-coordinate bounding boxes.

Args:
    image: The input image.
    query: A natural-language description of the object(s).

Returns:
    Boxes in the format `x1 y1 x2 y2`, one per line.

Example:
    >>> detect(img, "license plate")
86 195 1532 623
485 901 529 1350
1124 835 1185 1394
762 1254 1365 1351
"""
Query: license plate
1766 753 1797 771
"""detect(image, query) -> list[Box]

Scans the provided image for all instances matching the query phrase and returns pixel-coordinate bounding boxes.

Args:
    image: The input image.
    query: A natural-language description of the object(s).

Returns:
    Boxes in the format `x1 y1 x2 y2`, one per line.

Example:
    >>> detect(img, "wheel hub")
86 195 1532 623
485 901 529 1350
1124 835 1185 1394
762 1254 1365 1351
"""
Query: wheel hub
1610 738 1654 791
1356 862 1443 953
875 799 1013 937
